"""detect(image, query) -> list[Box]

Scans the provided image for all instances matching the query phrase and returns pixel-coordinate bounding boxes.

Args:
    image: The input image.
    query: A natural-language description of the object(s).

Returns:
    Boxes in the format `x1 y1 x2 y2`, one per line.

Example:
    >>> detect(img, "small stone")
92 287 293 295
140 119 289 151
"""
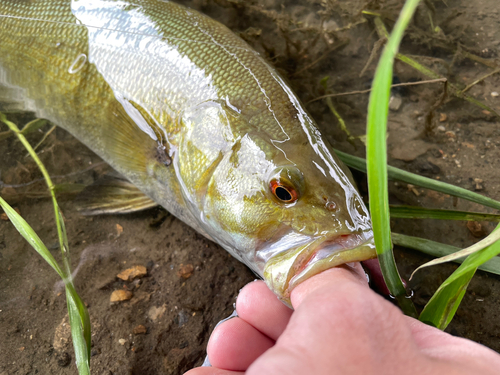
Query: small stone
177 264 194 279
133 325 147 335
439 113 447 122
467 221 487 238
445 131 456 138
118 338 127 346
117 265 147 281
389 95 403 111
148 304 167 322
116 223 123 237
491 91 499 97
437 125 446 132
110 289 133 302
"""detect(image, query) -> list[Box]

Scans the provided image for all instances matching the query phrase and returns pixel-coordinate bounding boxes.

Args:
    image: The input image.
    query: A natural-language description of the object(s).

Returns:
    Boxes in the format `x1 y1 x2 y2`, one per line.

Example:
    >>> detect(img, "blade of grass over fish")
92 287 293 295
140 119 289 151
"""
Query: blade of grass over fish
366 0 420 317
392 233 500 276
389 206 500 222
411 228 500 277
335 150 500 211
1 112 91 372
419 224 500 330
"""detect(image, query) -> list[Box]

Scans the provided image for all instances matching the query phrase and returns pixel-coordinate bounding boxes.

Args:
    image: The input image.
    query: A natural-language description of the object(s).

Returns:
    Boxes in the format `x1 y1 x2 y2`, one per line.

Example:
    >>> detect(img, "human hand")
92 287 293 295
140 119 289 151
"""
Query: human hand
186 263 500 375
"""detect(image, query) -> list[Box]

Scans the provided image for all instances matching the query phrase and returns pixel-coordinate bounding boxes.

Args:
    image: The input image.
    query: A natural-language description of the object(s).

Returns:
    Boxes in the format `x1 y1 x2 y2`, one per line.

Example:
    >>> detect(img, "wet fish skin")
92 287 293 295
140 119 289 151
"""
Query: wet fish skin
0 0 375 302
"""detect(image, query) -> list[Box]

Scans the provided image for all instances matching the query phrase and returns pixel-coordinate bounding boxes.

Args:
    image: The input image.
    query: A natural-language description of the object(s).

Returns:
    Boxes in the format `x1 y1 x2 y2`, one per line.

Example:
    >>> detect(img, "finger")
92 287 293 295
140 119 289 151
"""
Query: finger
184 366 244 375
236 280 293 340
207 317 274 371
290 263 369 309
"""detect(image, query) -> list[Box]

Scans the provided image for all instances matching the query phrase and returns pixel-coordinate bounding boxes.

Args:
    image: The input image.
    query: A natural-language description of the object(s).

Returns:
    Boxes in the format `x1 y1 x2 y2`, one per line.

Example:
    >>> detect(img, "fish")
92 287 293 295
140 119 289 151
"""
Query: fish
0 0 376 304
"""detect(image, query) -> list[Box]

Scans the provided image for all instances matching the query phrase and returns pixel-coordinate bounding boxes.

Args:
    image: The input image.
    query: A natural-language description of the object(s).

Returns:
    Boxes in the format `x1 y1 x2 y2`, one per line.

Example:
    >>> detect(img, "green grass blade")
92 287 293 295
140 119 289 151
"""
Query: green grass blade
335 149 500 211
1 112 91 372
0 196 64 279
419 269 474 329
392 232 500 275
411 229 500 276
366 0 420 317
389 205 500 222
66 286 91 374
419 224 500 329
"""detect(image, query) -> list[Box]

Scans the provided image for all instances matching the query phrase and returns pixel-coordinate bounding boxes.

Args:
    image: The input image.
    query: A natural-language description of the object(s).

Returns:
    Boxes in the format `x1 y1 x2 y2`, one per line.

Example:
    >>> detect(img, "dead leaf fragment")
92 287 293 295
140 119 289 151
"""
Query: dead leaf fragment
117 265 147 281
439 113 447 122
133 325 147 335
177 264 194 279
110 289 133 302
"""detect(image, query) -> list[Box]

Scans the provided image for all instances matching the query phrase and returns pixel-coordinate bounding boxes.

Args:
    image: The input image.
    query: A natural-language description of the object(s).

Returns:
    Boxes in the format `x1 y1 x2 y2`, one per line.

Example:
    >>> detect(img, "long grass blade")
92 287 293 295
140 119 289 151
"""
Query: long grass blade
389 206 500 222
392 232 500 275
66 285 91 374
418 225 500 329
411 229 500 277
335 149 500 211
366 0 420 317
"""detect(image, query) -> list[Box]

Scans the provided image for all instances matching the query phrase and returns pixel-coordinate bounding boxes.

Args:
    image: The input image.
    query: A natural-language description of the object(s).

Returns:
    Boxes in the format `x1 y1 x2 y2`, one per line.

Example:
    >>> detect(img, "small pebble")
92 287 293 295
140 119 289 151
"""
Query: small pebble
389 95 402 111
110 289 133 302
118 338 126 346
178 264 194 279
445 130 456 138
467 221 487 238
437 125 446 132
133 325 147 335
491 91 499 97
117 265 147 281
116 223 123 237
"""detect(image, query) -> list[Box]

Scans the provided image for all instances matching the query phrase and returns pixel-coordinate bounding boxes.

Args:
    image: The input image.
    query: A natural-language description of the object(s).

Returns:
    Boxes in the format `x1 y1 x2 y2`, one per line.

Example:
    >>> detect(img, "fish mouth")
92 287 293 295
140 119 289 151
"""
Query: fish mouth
263 231 376 306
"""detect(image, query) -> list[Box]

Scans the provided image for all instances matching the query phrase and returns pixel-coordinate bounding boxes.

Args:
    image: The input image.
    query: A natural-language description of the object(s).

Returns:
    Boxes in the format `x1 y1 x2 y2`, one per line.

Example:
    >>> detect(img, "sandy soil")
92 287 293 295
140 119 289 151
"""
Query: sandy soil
1 0 500 374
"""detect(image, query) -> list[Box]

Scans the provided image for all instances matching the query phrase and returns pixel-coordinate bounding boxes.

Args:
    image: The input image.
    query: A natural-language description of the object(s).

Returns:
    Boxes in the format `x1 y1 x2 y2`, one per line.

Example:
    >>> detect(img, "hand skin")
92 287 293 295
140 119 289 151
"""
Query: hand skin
185 263 500 375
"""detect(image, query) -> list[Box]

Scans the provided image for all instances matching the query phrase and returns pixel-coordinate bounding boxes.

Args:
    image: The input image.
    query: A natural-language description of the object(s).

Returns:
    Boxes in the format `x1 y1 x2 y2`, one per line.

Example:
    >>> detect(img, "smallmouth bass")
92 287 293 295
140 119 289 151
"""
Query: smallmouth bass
0 0 376 303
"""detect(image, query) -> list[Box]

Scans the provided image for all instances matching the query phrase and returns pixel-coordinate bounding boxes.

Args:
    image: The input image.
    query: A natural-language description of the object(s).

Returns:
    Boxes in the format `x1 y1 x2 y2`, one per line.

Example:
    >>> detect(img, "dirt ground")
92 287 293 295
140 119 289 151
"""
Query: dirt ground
1 0 500 374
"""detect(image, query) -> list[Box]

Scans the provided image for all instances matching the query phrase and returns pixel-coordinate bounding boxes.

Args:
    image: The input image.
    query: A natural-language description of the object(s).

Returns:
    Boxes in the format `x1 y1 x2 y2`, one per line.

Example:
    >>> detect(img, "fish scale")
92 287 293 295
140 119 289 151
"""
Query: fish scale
0 0 375 302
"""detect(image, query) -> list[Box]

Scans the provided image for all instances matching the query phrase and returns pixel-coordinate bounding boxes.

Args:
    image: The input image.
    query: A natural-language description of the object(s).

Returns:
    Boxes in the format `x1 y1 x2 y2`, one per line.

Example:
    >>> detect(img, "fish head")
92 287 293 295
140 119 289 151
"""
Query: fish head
202 120 375 304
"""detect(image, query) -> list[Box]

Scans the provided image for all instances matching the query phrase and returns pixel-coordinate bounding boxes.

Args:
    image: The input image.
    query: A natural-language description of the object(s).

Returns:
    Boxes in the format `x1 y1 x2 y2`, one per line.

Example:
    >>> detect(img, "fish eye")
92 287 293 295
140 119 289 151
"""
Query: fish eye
270 180 298 203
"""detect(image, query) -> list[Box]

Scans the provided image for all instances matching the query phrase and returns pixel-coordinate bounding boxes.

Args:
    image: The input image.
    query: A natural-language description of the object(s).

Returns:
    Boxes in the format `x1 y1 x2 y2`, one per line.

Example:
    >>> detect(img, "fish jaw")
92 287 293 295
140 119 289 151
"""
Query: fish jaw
263 231 376 306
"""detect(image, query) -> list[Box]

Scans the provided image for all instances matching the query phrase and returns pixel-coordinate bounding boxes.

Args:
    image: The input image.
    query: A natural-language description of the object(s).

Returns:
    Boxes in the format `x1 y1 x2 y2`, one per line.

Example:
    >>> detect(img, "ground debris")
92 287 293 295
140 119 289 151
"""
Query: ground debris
117 265 147 281
473 178 484 190
467 221 488 238
148 304 167 322
177 264 194 279
110 289 133 302
133 324 147 335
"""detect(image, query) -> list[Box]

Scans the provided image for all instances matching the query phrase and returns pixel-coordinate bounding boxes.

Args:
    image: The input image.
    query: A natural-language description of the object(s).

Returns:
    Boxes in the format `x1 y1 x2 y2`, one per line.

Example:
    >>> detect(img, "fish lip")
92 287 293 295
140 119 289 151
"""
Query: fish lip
263 231 376 306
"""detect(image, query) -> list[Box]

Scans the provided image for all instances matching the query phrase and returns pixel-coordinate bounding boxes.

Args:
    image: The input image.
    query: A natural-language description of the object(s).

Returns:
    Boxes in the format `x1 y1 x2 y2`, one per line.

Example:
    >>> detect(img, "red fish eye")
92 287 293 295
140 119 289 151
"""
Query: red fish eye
270 180 298 203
